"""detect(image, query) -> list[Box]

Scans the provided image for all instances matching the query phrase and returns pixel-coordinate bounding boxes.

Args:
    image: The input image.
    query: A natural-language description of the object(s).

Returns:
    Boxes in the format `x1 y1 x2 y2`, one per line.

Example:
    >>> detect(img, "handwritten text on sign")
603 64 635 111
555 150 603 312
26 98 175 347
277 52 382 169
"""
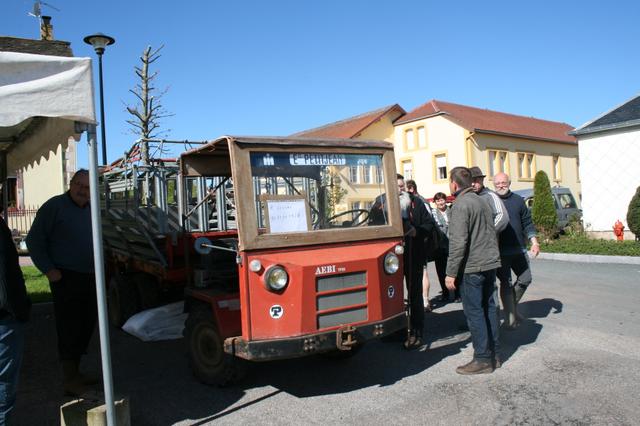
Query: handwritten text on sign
267 199 309 233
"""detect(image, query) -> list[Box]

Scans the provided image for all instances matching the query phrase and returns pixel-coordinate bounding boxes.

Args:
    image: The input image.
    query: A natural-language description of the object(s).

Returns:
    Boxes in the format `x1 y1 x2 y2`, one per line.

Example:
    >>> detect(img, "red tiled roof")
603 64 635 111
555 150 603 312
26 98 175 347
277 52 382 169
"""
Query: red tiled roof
291 104 406 139
396 100 576 144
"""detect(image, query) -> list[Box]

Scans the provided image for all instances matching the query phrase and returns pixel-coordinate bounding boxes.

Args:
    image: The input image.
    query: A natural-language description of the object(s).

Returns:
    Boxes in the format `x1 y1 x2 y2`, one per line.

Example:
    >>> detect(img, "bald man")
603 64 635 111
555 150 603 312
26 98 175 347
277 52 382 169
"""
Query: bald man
492 172 539 329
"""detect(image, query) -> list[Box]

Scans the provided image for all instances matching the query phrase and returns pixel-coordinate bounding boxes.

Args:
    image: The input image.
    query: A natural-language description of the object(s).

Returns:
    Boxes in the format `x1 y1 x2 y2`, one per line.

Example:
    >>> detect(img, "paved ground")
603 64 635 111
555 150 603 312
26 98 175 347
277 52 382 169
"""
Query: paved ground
14 258 640 425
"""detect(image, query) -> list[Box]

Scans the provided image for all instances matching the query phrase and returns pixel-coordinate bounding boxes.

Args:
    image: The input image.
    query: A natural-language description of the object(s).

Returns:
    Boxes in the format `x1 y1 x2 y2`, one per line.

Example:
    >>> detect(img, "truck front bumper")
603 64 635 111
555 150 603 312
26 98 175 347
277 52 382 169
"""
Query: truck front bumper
224 312 407 361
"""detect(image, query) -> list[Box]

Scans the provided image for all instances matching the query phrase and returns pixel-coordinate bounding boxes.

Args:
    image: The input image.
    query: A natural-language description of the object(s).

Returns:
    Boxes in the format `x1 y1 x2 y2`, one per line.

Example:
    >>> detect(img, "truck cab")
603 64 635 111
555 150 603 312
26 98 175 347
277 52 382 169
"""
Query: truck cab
178 136 406 384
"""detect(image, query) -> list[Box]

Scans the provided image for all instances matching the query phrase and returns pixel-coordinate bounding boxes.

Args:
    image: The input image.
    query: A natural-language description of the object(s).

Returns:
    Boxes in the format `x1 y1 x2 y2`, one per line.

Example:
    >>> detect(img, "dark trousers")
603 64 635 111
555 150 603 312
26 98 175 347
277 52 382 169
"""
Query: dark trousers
460 270 500 360
49 270 97 362
497 252 532 289
434 250 460 299
405 260 425 334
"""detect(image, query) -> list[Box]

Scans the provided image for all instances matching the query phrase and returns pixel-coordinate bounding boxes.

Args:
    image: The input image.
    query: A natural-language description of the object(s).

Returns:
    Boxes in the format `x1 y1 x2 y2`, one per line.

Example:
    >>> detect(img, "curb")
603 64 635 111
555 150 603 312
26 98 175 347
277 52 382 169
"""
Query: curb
536 252 640 265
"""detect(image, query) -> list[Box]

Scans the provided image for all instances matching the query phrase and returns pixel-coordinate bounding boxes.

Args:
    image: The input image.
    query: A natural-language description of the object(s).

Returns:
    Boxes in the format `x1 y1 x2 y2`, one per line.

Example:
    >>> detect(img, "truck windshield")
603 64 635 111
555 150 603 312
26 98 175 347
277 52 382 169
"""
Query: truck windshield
250 151 387 232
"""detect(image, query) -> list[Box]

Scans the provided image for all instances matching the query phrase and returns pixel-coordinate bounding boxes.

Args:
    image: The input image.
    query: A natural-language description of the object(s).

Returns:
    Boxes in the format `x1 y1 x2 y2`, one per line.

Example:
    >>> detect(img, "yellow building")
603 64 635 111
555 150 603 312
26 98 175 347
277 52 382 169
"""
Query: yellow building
295 100 580 207
293 105 406 215
394 100 579 201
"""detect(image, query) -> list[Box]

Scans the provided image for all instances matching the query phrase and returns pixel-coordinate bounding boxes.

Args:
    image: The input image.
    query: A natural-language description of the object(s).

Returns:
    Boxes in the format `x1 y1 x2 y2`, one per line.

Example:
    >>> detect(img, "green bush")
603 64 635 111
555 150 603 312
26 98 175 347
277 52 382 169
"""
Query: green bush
541 235 640 256
531 170 558 241
627 186 640 240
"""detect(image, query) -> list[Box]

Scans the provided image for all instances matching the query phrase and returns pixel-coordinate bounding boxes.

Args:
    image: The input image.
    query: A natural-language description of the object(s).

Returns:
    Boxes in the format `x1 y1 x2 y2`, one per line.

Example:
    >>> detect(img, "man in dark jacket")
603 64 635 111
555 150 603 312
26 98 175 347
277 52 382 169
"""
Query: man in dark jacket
398 175 436 349
445 167 501 374
26 169 97 396
368 174 436 349
0 215 31 424
493 172 539 329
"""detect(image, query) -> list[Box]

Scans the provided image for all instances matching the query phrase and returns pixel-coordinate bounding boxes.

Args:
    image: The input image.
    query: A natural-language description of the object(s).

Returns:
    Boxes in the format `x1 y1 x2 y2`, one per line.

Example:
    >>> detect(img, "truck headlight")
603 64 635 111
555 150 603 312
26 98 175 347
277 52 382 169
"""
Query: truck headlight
384 253 400 274
264 265 289 291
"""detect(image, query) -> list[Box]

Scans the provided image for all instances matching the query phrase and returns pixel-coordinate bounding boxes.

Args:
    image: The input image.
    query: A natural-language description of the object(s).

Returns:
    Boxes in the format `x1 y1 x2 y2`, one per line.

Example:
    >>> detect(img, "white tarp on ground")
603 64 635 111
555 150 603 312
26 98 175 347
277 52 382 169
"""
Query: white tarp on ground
122 302 187 342
0 51 95 170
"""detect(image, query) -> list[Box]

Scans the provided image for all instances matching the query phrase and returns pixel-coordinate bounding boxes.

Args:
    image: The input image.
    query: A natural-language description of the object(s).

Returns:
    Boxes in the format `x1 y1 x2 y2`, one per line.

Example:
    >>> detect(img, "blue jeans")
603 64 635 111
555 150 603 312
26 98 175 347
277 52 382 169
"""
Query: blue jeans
0 318 25 425
460 270 500 360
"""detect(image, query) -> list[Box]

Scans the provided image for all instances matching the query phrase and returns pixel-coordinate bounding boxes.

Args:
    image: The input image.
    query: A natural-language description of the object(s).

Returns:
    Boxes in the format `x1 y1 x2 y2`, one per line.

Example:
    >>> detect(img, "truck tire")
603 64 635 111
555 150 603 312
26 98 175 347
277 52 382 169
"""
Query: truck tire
184 306 246 386
107 274 139 327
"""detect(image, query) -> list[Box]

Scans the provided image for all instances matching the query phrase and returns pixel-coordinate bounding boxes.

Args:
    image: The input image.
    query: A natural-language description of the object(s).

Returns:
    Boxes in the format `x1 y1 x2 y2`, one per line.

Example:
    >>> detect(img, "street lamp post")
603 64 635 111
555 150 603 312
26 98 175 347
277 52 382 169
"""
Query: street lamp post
84 33 115 166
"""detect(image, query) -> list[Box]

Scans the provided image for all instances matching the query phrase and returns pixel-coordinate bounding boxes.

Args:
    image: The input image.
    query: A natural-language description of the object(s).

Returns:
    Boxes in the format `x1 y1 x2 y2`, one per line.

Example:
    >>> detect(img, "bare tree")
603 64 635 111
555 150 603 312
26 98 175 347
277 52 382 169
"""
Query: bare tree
126 45 173 164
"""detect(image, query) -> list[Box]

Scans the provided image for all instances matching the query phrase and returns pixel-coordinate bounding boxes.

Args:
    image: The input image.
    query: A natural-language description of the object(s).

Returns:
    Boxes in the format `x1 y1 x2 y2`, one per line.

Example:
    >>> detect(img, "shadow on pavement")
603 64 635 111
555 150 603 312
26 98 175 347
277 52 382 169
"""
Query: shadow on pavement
499 298 563 365
15 298 562 424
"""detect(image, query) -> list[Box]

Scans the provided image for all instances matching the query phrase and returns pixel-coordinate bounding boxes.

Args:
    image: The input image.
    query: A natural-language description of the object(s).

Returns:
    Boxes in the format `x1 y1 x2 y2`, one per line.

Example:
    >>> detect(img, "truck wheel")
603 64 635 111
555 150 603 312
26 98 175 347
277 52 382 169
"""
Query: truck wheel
107 274 139 327
185 307 246 386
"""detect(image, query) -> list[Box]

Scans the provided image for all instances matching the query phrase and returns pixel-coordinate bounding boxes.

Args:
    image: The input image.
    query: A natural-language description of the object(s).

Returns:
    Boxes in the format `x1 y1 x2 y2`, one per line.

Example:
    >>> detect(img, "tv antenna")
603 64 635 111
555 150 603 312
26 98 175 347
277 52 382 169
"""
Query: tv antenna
28 1 60 19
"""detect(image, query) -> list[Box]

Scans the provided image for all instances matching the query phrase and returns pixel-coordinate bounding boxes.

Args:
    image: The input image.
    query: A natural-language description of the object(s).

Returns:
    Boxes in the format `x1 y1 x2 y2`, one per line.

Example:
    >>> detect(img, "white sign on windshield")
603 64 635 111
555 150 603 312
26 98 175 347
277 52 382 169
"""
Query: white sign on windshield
289 153 346 166
267 198 309 233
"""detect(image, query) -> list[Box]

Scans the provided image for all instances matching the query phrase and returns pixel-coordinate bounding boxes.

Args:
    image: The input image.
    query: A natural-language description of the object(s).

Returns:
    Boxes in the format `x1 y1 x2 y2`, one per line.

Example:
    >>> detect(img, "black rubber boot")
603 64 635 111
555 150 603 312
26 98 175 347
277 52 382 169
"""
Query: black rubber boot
500 285 518 329
514 284 528 304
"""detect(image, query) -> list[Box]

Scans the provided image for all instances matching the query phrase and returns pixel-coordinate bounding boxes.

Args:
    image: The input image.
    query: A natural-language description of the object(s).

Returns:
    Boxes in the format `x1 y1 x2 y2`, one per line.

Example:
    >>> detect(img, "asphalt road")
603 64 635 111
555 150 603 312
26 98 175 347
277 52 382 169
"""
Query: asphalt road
14 259 640 425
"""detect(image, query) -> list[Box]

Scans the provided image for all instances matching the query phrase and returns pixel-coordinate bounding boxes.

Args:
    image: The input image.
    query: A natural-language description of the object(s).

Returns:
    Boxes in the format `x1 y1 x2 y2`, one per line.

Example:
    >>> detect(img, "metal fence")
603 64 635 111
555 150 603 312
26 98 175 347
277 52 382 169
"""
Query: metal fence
4 206 39 237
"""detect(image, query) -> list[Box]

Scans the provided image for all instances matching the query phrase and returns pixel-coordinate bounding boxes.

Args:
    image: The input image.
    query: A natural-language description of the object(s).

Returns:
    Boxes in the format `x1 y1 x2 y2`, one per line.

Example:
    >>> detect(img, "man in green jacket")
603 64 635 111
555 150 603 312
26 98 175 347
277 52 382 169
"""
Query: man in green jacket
445 167 501 374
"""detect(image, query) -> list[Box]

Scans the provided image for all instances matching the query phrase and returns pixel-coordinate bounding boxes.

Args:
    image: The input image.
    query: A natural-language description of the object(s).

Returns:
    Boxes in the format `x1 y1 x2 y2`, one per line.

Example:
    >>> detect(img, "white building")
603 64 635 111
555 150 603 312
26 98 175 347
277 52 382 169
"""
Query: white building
571 94 640 239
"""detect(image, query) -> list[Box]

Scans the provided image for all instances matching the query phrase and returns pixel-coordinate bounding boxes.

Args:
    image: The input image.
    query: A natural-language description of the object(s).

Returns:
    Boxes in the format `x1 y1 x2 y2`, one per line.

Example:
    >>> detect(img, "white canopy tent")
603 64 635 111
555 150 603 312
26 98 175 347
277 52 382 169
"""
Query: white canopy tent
0 51 116 424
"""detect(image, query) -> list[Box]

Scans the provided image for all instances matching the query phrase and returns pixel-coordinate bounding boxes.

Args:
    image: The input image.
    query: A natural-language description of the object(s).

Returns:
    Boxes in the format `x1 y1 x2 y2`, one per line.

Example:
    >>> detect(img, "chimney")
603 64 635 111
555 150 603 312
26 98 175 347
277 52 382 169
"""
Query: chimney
40 16 54 40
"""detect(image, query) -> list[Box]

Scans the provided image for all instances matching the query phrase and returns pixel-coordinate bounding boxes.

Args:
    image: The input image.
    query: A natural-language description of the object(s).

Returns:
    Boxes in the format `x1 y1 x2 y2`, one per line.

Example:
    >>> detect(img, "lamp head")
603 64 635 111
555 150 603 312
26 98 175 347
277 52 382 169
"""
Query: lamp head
83 33 115 55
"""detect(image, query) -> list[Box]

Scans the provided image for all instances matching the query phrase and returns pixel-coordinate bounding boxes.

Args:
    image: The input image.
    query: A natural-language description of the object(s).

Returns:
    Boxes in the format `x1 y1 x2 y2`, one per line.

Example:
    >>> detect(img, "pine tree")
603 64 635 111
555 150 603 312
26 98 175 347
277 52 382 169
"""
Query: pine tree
531 170 558 242
627 186 640 241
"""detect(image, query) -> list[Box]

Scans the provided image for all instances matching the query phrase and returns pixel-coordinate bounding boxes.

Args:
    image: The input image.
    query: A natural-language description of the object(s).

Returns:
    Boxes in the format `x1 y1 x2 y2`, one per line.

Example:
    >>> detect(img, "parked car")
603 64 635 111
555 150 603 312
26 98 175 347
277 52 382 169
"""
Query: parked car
513 186 581 229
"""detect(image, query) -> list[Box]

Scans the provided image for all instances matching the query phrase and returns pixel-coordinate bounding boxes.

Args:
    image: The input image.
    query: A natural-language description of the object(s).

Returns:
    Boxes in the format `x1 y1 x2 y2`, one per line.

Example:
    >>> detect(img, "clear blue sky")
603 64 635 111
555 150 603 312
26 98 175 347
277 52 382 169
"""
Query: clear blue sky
2 0 639 165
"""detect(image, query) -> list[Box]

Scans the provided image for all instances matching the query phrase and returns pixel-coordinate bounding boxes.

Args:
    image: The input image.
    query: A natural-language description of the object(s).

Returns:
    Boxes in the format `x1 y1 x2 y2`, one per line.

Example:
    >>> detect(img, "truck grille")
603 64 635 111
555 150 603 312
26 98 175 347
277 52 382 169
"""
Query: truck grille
316 272 367 329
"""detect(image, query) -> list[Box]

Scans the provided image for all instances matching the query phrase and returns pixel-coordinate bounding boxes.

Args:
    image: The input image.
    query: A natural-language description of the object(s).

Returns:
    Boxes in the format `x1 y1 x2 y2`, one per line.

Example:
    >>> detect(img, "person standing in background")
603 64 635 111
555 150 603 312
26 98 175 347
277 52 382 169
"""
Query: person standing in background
0 215 31 424
469 166 509 233
406 179 435 312
26 169 98 396
492 172 540 329
399 176 435 349
432 192 459 302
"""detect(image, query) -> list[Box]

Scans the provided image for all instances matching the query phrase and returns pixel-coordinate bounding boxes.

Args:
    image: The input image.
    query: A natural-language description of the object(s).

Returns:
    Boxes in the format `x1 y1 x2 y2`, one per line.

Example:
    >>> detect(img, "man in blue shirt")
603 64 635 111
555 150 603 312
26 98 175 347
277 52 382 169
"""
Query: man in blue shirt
26 169 96 396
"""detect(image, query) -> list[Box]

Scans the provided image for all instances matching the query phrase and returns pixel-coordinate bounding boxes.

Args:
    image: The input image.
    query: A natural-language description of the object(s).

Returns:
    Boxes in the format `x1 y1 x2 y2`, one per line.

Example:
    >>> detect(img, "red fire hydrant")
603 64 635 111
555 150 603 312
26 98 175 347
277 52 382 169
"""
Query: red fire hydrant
613 220 625 241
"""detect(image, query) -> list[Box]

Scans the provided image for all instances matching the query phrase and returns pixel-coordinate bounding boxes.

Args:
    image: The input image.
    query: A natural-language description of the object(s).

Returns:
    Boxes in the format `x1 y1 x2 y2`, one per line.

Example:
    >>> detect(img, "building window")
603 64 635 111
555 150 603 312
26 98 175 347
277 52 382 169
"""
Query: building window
517 152 535 180
552 154 562 181
417 126 426 148
375 166 383 184
433 153 447 181
363 165 372 184
402 160 413 180
576 156 580 182
349 165 358 183
488 149 509 176
405 129 415 151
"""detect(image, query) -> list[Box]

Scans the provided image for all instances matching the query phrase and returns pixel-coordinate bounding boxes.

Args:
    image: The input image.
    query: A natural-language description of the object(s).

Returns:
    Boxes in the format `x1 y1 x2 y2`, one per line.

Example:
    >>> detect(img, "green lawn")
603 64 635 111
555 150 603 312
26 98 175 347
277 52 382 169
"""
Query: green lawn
22 266 52 303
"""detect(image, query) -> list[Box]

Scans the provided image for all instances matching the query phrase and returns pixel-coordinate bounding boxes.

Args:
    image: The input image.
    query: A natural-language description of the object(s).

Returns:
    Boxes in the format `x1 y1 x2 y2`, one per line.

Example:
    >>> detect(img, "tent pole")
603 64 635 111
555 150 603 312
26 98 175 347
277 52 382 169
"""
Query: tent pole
82 122 116 425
